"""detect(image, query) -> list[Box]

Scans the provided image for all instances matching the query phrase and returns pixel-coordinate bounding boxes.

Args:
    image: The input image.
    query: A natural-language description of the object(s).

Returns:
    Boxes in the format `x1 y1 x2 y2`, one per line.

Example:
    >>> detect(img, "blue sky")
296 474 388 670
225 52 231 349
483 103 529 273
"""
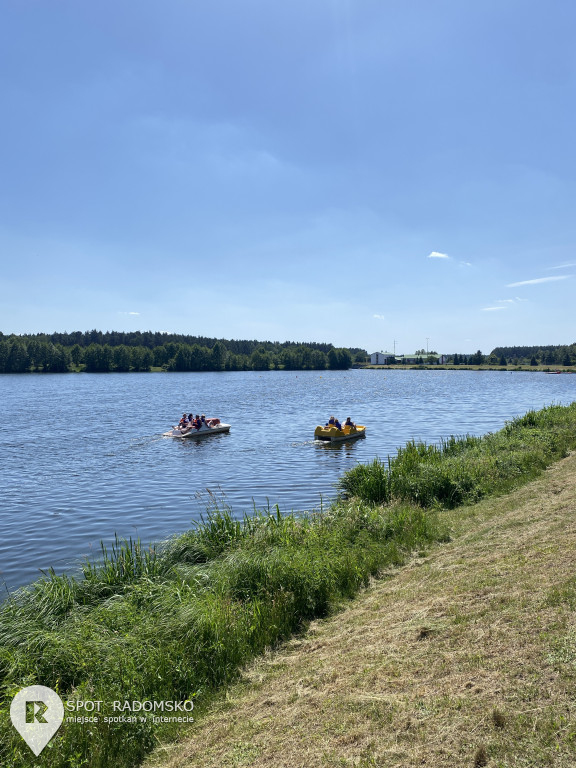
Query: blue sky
1 1 575 354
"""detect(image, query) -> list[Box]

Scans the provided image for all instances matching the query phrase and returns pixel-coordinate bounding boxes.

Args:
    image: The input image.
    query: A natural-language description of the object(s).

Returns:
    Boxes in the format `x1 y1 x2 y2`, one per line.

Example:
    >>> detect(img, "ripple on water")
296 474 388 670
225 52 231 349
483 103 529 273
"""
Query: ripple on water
0 369 574 589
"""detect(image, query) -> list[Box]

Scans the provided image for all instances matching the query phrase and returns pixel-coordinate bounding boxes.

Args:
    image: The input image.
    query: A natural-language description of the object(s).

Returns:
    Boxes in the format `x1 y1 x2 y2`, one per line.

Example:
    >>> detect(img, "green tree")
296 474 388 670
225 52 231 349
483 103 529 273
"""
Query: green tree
46 344 70 373
328 348 352 370
173 345 191 371
211 341 227 371
84 344 113 372
469 350 485 365
189 344 210 371
310 349 327 369
130 346 153 371
7 340 30 372
113 346 132 372
153 346 169 367
250 347 271 370
70 344 83 366
141 348 154 371
0 341 10 372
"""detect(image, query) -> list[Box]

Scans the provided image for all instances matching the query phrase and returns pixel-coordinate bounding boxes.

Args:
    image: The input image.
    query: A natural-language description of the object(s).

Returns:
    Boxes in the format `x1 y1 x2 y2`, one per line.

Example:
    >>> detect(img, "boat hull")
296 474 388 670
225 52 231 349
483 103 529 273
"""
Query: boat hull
164 424 231 439
314 425 366 442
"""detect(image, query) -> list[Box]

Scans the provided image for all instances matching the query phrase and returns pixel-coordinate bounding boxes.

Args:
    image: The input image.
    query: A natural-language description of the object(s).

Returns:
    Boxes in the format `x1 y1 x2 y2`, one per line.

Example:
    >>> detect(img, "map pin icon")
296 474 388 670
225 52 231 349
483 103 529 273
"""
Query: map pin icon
10 685 64 756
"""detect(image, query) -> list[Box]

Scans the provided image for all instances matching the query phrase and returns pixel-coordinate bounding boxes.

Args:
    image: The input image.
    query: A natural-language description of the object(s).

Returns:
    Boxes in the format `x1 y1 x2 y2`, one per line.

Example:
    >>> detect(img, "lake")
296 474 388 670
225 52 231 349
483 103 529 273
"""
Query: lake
1 369 574 591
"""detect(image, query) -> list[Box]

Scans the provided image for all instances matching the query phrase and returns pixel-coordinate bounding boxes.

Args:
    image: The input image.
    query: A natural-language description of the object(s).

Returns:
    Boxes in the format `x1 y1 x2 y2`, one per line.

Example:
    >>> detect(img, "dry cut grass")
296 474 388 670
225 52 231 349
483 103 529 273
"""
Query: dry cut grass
147 452 576 768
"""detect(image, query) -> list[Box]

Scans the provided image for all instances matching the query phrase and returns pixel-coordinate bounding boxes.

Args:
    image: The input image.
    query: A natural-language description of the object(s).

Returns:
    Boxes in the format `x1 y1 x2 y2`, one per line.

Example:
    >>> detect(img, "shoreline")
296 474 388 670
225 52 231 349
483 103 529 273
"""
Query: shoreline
152 448 576 767
355 363 576 373
2 402 576 767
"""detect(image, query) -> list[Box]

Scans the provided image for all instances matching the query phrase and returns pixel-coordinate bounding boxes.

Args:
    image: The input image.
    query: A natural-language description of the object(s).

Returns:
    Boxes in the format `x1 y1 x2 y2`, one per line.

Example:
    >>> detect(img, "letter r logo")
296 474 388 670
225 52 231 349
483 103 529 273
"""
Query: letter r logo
26 701 49 724
10 686 64 756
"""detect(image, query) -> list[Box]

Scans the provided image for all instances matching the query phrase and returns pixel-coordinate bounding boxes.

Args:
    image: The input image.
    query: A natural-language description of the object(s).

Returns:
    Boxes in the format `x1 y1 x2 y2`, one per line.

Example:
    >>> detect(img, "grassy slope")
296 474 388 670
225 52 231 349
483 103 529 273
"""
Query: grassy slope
148 451 576 768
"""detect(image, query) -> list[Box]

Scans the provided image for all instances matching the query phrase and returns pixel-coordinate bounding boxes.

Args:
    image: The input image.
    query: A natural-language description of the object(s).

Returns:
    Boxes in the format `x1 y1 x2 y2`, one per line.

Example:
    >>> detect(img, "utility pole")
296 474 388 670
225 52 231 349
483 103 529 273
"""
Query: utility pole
426 337 430 355
393 339 396 356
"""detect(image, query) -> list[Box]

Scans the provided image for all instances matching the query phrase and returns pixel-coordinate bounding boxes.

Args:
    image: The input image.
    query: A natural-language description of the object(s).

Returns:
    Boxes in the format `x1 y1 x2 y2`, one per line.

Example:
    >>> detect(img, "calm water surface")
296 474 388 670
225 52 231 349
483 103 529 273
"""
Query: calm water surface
1 369 574 590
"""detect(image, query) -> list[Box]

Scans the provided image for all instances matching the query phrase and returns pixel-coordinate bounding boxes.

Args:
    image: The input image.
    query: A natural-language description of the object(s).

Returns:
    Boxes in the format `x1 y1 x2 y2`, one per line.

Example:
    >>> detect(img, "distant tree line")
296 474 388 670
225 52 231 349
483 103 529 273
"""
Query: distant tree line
444 343 576 367
0 331 366 373
490 344 576 367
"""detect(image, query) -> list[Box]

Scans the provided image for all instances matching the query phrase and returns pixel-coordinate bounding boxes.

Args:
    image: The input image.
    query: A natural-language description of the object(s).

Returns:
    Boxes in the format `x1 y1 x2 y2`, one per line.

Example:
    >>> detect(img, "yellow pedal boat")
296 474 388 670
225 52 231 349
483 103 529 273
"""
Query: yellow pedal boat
314 424 366 442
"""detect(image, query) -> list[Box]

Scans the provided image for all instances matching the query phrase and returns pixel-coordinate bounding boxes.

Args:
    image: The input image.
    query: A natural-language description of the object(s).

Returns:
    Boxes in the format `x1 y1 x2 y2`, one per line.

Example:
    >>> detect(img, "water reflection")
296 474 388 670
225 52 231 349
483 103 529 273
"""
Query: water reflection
314 439 364 455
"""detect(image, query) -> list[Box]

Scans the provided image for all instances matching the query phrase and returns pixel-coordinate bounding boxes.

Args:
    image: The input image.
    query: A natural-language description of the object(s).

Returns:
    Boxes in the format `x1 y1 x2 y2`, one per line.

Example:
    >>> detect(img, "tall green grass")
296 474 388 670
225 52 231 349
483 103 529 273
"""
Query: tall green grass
1 402 575 768
0 500 444 767
339 403 576 508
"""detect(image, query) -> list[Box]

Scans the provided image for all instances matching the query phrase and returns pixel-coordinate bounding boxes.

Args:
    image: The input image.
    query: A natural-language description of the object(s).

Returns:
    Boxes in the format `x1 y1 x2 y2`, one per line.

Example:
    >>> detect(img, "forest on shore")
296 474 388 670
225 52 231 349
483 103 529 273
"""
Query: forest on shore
0 330 366 373
486 343 576 367
1 330 574 373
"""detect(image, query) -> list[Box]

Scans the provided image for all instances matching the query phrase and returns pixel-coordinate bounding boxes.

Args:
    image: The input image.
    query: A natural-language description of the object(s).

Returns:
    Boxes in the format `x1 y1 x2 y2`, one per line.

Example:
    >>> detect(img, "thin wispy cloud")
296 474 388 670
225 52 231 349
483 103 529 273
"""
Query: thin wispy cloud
428 251 449 259
548 262 576 270
119 311 141 315
482 298 526 310
506 275 571 287
373 314 386 320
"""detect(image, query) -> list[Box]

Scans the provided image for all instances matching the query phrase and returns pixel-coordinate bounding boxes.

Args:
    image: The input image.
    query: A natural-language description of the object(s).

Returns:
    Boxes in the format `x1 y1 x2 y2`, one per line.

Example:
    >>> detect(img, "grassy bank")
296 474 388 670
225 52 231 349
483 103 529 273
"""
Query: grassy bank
151 444 576 767
2 403 576 767
340 403 576 507
0 505 445 767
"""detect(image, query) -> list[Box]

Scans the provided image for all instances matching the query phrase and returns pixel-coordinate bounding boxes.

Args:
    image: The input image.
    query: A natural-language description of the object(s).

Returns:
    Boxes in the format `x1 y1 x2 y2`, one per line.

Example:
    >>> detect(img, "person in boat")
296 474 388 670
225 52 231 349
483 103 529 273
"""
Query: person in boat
178 413 188 429
345 417 356 428
200 414 208 427
193 414 202 429
178 413 196 434
333 418 342 430
326 415 336 425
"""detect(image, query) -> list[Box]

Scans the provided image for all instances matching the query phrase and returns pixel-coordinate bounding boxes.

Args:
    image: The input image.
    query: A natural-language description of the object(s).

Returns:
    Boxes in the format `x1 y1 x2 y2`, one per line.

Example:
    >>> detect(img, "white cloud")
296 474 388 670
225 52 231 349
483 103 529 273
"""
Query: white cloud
506 275 571 287
483 298 527 309
548 262 576 270
373 313 386 320
428 251 449 259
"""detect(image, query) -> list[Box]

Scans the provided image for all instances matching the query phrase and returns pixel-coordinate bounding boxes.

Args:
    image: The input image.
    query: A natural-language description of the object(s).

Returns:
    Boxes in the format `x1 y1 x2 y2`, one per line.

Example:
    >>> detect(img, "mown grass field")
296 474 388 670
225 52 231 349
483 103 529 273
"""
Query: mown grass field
1 403 576 767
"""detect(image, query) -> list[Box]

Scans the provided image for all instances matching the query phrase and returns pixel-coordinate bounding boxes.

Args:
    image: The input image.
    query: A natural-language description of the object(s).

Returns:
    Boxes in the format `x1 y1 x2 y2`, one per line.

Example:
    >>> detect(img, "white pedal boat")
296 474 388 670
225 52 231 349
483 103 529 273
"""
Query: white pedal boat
164 420 231 439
